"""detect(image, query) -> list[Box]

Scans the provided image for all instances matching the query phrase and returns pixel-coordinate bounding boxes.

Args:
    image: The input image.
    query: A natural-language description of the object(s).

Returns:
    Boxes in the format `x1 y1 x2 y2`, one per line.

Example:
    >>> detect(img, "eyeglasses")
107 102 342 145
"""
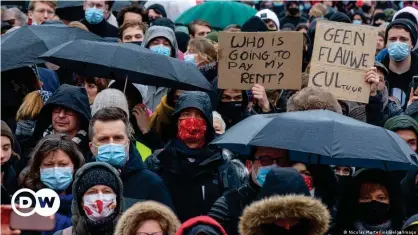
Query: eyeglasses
34 9 55 16
136 232 165 235
52 107 76 116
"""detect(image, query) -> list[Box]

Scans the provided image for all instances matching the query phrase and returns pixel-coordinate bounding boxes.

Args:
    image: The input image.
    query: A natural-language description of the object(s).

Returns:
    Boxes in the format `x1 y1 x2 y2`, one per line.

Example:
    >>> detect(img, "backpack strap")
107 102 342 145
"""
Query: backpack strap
62 227 72 235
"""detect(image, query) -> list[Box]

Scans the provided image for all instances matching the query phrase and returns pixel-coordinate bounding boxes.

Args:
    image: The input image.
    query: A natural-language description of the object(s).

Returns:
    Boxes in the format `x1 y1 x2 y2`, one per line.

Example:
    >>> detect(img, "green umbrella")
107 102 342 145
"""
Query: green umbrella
175 1 257 30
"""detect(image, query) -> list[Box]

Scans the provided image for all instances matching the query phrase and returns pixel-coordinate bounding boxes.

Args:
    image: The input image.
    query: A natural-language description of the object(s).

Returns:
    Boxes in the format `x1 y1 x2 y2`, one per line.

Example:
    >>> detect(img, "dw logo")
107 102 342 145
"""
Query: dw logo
11 188 60 217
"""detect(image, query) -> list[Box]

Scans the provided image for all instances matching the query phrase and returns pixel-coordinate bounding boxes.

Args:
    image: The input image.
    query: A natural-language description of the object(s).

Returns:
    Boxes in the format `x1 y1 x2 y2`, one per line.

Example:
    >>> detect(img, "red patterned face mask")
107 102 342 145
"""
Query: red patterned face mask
177 118 207 147
301 174 314 191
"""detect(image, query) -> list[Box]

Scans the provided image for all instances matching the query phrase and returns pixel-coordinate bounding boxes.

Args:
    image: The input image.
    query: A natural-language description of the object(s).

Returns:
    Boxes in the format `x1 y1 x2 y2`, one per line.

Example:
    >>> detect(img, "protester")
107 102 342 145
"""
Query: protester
381 19 418 108
75 76 109 105
279 1 307 29
1 121 20 204
176 216 227 235
81 0 118 38
89 107 173 209
53 162 123 235
20 134 84 235
384 115 418 152
117 4 147 26
114 201 180 235
119 21 147 44
255 9 280 31
377 31 386 55
184 38 217 68
142 25 179 111
15 90 52 142
352 10 368 25
333 169 404 234
145 91 244 222
188 20 212 39
373 12 387 27
147 4 166 22
28 0 56 25
2 7 27 27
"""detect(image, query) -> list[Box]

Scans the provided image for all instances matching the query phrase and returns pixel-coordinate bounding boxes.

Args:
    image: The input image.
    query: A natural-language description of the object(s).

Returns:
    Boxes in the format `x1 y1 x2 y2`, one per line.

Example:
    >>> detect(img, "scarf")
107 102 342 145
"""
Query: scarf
85 212 118 235
43 125 87 145
353 220 392 235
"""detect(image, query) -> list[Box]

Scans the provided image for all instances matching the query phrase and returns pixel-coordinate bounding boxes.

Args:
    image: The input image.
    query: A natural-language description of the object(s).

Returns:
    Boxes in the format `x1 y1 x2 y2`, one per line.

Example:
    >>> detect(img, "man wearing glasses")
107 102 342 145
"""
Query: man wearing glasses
28 0 56 25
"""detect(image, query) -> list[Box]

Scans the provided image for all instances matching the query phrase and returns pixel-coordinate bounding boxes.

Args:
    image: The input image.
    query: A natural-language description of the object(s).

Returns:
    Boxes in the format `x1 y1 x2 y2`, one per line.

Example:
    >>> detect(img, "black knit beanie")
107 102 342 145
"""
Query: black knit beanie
147 4 167 18
385 19 418 46
76 166 119 203
329 12 352 24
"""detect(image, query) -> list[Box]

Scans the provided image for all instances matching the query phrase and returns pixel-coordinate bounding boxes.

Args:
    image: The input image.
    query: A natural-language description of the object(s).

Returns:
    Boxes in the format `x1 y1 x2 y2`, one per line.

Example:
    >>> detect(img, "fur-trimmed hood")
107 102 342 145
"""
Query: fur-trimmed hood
114 201 180 235
239 195 330 235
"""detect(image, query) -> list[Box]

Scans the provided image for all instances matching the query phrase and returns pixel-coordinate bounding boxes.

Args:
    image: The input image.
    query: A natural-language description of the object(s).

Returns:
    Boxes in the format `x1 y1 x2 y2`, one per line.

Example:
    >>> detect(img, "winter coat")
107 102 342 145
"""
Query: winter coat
150 95 176 144
18 85 91 174
176 216 227 235
53 162 124 235
239 195 330 235
80 18 118 38
119 143 174 210
1 161 18 204
142 26 179 111
146 91 244 222
114 201 180 235
401 170 418 217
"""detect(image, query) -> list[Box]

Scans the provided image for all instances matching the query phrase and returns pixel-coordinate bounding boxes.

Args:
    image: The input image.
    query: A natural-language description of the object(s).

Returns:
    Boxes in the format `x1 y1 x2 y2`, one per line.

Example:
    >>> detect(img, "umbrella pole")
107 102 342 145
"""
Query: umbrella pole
123 75 128 93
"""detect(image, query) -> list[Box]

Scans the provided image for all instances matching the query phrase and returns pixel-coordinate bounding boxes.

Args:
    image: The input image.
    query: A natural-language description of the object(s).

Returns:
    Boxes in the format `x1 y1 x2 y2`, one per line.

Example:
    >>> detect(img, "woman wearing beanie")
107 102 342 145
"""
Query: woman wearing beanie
20 135 85 235
54 162 124 235
114 201 180 235
1 121 20 204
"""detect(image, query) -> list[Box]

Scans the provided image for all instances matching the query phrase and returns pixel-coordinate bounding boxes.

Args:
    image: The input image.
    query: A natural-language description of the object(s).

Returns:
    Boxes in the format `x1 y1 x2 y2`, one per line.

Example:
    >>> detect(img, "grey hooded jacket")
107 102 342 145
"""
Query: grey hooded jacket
142 26 179 111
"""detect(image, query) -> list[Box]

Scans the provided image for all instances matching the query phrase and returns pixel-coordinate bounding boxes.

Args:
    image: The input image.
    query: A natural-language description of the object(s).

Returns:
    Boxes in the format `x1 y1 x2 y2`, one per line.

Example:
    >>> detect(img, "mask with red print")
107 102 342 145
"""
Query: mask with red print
177 118 207 146
301 174 313 191
82 193 117 221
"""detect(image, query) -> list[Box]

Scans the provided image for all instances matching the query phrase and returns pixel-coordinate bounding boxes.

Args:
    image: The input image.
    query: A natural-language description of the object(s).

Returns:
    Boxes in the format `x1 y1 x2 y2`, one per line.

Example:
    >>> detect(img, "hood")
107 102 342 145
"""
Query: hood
403 214 418 230
393 6 418 50
258 167 310 199
176 216 227 235
70 162 124 232
239 195 330 235
142 26 178 58
255 9 280 30
384 115 418 135
173 91 215 141
33 84 91 137
115 201 180 235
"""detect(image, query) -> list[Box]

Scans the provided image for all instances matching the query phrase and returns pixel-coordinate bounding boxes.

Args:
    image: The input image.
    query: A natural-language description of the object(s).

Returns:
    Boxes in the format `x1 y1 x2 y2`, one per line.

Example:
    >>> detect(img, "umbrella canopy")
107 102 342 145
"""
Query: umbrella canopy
211 110 418 171
39 39 213 91
175 1 257 30
55 0 84 21
1 25 103 72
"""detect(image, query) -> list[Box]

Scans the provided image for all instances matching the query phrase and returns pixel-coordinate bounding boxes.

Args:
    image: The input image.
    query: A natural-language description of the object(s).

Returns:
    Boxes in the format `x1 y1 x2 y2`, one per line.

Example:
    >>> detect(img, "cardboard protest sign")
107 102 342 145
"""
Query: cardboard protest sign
308 21 378 103
218 31 303 90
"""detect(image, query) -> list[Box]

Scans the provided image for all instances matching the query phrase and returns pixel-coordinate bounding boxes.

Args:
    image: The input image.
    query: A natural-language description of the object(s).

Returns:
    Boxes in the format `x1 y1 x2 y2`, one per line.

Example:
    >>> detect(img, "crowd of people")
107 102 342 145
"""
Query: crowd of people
1 0 418 235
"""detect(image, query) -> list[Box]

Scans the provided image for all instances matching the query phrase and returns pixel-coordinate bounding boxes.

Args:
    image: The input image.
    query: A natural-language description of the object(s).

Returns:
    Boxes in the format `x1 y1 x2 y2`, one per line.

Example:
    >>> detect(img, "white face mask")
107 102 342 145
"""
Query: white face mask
82 193 117 221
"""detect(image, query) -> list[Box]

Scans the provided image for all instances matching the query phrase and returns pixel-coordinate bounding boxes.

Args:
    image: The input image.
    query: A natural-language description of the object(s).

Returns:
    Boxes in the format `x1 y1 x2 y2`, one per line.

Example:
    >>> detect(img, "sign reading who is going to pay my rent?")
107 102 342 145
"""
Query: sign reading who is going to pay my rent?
308 21 378 103
218 31 303 90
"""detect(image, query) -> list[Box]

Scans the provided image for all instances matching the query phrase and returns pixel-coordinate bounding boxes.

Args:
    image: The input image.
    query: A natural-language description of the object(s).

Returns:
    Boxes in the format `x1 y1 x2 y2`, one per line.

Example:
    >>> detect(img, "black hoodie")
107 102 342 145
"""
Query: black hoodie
401 170 418 217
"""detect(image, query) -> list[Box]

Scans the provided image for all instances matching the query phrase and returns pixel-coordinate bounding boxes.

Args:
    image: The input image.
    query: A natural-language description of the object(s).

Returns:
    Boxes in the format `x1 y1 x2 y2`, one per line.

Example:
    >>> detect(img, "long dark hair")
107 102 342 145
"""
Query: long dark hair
21 134 85 191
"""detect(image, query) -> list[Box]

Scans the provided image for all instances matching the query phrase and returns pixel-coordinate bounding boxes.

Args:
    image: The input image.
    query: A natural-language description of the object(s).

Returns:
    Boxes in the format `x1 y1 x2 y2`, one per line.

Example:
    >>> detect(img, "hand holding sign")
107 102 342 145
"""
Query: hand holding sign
364 67 379 97
252 84 271 113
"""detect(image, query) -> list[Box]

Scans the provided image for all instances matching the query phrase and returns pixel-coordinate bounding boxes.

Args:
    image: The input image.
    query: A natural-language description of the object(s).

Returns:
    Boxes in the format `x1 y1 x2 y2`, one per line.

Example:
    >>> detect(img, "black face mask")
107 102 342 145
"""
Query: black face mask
218 101 245 122
357 200 390 225
288 7 299 16
362 5 372 13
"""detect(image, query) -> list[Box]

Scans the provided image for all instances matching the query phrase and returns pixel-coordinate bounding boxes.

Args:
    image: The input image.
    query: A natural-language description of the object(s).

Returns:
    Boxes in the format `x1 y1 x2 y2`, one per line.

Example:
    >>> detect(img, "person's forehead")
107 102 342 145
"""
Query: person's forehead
93 120 126 135
223 89 241 96
396 129 417 139
34 1 54 9
195 24 210 31
125 12 141 19
1 136 11 145
388 27 410 38
123 26 143 36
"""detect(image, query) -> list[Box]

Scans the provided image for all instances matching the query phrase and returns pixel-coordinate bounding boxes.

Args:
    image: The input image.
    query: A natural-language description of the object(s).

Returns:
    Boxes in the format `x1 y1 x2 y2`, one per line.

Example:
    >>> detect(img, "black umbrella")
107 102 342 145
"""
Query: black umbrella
211 110 418 171
39 39 213 91
1 25 103 72
55 1 84 22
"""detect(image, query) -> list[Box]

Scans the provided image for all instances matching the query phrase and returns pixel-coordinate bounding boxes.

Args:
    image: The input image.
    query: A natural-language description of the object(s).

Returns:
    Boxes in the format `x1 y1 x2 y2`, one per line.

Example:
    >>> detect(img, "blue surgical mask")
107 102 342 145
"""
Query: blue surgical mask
96 143 129 167
388 41 410 62
150 44 171 57
184 54 197 65
353 20 362 25
256 165 279 186
40 167 73 191
85 7 104 24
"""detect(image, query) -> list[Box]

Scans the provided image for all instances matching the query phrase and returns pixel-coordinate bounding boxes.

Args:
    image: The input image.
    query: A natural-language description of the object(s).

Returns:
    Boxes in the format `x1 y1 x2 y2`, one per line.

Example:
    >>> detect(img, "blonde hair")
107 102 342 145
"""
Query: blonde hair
188 38 217 63
16 91 44 121
29 0 57 11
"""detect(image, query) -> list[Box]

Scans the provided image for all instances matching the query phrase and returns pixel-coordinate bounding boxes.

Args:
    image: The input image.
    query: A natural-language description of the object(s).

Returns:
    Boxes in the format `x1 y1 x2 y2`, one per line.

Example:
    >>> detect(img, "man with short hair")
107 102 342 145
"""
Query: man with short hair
119 21 147 44
81 0 118 38
384 115 418 152
382 19 418 108
2 7 27 26
189 20 212 38
28 0 56 25
89 107 173 209
117 4 146 26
